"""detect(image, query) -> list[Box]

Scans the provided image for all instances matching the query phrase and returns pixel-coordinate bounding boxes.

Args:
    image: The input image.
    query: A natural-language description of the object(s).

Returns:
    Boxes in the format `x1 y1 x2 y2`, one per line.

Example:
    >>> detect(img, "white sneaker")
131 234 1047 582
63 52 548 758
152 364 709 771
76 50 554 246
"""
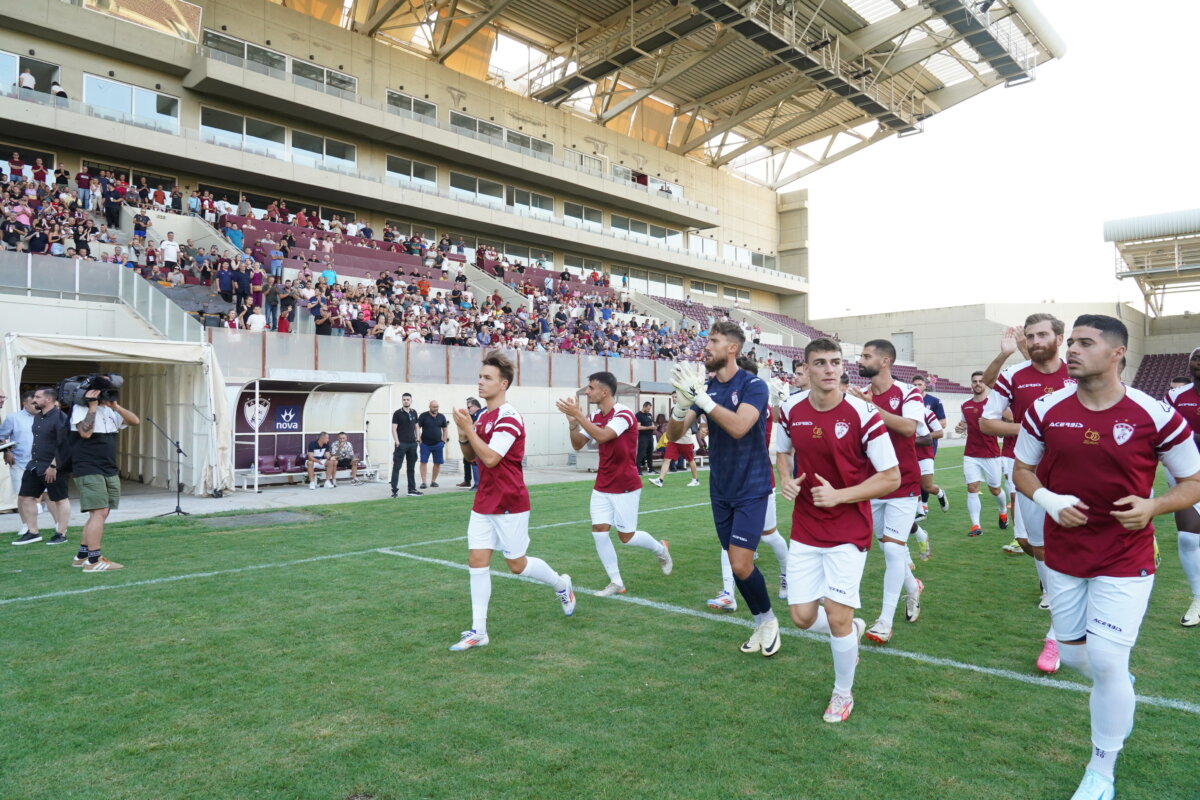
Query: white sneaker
324 479 334 489
596 582 626 597
309 480 318 490
656 539 673 575
1068 769 1115 800
823 691 855 723
778 573 788 600
707 591 737 611
649 477 663 487
852 617 866 642
557 574 576 616
687 478 700 487
448 629 489 651
739 623 763 654
760 618 781 657
905 578 924 623
1182 597 1200 627
864 619 892 644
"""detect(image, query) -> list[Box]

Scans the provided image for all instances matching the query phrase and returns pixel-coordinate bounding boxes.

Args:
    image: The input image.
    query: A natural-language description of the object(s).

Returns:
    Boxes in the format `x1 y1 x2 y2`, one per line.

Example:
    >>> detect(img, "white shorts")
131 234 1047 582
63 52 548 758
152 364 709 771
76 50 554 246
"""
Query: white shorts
467 510 530 559
590 489 640 533
999 457 1015 486
871 496 919 542
309 458 327 469
963 456 1003 489
786 540 867 608
1014 493 1046 546
918 458 935 476
1045 566 1154 648
1163 472 1200 514
763 490 777 532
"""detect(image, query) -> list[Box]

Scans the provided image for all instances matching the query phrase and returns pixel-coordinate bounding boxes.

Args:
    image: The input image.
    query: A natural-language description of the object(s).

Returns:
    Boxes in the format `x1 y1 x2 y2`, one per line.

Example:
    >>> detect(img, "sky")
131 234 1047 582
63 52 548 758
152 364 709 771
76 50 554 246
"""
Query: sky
798 0 1200 319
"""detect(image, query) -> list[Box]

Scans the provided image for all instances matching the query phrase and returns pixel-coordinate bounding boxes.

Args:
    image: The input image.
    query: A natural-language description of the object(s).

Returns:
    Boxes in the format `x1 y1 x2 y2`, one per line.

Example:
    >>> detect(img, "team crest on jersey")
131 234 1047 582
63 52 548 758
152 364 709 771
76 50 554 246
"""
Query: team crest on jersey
731 391 739 405
1064 378 1078 387
1113 423 1134 446
485 421 494 433
888 396 899 410
835 421 850 439
812 427 823 439
1084 428 1101 445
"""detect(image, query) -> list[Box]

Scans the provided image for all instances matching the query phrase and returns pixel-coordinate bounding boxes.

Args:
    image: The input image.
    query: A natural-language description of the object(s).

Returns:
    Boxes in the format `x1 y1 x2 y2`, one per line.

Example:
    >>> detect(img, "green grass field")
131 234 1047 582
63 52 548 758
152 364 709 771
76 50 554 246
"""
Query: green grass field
2 449 1198 800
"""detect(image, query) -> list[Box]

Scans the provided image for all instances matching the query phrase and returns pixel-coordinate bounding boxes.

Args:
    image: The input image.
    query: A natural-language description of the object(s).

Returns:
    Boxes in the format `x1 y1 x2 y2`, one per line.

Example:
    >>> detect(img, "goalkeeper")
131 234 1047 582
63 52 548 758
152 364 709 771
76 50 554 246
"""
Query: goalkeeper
665 322 783 657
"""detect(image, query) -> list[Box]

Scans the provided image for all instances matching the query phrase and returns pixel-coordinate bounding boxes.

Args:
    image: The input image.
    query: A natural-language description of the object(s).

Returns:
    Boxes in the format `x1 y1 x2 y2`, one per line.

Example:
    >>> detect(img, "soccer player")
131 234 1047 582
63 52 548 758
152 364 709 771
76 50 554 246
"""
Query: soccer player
1168 375 1190 392
775 338 900 722
956 370 1007 536
981 315 1073 672
648 422 700 487
851 339 927 644
668 321 780 656
1165 347 1200 626
912 375 948 514
1013 314 1200 800
448 352 575 652
558 371 672 596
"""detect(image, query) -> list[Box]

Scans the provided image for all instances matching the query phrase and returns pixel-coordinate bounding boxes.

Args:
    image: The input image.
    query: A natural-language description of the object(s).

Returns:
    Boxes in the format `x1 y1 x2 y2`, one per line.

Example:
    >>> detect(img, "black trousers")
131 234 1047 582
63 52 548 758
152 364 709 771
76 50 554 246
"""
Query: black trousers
637 434 655 473
391 442 418 493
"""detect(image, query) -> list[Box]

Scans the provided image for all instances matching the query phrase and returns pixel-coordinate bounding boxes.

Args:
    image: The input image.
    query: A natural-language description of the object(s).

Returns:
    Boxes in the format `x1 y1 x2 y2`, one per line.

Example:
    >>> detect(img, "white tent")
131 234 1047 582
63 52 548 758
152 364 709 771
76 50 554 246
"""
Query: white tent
0 334 234 509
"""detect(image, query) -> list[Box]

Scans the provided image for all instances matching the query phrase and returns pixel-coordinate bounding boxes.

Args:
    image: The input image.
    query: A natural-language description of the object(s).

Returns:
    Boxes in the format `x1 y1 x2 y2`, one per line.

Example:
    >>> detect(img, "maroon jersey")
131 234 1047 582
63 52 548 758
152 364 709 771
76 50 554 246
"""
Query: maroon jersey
961 396 1001 458
866 380 924 499
472 403 530 514
776 392 897 549
588 403 641 494
914 407 940 461
1001 435 1016 459
1167 384 1200 436
1018 386 1200 578
984 359 1073 431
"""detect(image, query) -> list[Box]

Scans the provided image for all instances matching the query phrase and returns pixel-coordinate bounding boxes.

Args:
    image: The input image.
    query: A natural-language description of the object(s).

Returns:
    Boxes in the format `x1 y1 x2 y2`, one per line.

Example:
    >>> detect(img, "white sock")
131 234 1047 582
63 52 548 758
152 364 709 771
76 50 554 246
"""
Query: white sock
622 530 664 556
1179 531 1200 597
520 556 566 591
1087 635 1134 772
830 630 859 694
967 491 982 526
880 541 908 626
469 566 491 635
720 548 735 596
903 563 920 594
913 526 928 544
1059 641 1092 679
753 609 776 625
937 488 946 502
805 605 831 634
761 531 789 572
591 531 623 585
1034 559 1057 639
993 490 1009 516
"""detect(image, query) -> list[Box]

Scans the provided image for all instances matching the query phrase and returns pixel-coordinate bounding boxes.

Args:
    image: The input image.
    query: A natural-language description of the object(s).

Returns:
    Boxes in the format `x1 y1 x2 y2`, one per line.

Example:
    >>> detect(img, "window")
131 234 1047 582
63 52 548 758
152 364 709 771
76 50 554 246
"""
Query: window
244 118 286 158
319 206 356 222
386 155 436 190
751 252 778 270
199 183 241 206
611 214 629 234
200 107 245 148
1 143 55 179
724 244 752 266
132 169 177 191
507 187 553 218
565 255 601 277
564 150 604 173
290 60 357 96
386 90 437 123
83 74 179 133
505 130 553 161
448 112 552 158
203 31 287 74
665 275 684 300
724 287 750 302
648 272 666 296
690 234 718 259
202 30 244 57
448 172 503 207
247 44 286 72
503 243 530 262
564 202 602 229
628 268 648 294
292 131 356 170
690 281 717 296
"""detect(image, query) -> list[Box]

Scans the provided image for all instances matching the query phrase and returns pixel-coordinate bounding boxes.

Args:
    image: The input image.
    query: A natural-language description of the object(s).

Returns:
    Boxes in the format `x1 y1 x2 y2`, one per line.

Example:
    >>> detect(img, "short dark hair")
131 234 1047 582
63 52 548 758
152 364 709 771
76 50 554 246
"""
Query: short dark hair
804 337 841 362
863 339 896 362
402 392 412 399
709 320 745 349
20 390 34 403
792 359 804 372
839 373 850 385
912 374 928 384
35 386 57 400
1172 375 1190 384
318 431 328 437
589 371 618 396
337 431 346 436
483 351 515 389
1025 312 1065 336
736 355 758 374
1073 314 1128 347
466 397 481 409
971 370 984 379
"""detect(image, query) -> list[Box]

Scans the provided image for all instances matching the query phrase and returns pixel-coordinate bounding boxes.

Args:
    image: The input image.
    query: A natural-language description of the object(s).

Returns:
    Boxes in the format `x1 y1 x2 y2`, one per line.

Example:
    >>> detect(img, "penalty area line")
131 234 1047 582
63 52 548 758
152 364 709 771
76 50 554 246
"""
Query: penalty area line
375 547 1200 717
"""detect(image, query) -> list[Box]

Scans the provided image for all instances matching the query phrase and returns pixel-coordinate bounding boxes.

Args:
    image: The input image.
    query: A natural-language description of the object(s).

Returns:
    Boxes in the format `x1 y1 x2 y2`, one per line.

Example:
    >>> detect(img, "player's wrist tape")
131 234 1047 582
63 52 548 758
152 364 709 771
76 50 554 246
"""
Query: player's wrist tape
1032 487 1080 524
671 405 690 421
694 392 716 413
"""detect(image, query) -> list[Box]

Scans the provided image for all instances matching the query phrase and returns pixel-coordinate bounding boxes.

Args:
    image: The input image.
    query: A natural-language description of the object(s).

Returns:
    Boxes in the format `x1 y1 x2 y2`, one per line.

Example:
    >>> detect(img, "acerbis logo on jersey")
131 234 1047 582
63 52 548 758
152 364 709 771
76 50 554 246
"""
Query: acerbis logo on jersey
1049 421 1083 428
1113 423 1134 445
835 421 850 439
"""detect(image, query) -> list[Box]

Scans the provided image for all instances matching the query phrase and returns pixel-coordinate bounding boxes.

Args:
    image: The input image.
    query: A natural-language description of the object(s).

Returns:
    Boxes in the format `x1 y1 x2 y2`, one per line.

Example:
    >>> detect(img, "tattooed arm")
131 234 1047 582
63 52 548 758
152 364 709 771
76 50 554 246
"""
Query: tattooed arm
76 390 100 438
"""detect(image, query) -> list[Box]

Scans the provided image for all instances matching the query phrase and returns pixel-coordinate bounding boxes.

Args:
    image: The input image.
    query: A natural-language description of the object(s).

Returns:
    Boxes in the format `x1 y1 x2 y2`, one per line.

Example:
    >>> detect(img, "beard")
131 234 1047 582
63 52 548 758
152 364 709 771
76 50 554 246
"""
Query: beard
1029 343 1058 363
972 386 985 395
705 352 729 373
858 364 878 379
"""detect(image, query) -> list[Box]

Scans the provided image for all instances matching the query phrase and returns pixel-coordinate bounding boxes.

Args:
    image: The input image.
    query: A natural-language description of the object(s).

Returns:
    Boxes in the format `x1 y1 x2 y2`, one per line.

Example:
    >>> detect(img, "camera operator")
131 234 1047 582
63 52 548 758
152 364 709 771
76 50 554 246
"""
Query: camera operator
9 388 71 546
70 386 140 572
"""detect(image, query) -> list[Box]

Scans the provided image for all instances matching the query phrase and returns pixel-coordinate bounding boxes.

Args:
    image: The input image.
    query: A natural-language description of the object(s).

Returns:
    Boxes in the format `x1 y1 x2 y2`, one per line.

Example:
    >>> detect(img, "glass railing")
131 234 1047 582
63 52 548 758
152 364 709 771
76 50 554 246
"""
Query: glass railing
0 252 205 342
0 86 180 134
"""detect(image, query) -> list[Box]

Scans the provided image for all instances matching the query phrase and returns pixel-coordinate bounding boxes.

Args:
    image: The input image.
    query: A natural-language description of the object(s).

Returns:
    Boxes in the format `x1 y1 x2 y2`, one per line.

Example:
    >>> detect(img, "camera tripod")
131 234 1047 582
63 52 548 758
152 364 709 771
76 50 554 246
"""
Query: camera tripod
145 415 190 517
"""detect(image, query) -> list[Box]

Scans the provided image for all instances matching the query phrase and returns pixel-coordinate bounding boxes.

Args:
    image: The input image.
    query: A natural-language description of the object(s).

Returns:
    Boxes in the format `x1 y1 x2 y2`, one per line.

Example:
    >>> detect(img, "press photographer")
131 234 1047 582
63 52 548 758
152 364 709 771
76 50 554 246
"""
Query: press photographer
63 375 140 572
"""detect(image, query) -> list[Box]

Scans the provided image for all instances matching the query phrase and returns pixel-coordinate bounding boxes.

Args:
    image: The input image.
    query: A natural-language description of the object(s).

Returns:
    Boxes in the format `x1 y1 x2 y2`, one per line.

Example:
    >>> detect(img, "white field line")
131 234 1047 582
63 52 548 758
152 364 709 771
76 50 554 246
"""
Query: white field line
0 502 713 606
376 547 1200 717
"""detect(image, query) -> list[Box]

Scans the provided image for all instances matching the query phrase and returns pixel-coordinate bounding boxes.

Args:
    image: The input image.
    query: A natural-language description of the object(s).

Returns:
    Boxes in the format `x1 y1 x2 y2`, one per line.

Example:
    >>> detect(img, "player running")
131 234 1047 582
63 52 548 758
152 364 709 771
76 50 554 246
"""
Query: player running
558 371 672 596
1164 346 1200 626
668 322 780 656
448 352 576 651
981 314 1074 672
912 375 948 515
1014 314 1200 800
956 370 1008 537
775 338 900 722
851 339 927 644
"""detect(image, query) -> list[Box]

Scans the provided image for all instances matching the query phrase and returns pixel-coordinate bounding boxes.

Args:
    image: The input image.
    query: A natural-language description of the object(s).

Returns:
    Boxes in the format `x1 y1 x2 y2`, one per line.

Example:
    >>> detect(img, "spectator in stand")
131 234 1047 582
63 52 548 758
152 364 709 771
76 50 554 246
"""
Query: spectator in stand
160 231 180 271
187 191 200 216
232 262 251 313
321 263 337 286
237 195 252 217
245 305 267 332
214 260 234 305
264 276 280 331
311 297 332 336
417 400 449 489
102 183 122 228
250 262 265 311
278 285 295 333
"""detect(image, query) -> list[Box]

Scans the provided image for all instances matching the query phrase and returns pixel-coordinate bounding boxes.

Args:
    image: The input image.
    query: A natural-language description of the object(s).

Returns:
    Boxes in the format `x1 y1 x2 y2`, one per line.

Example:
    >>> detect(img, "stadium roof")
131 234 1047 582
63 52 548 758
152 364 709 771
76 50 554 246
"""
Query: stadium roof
305 0 1063 189
1106 209 1200 318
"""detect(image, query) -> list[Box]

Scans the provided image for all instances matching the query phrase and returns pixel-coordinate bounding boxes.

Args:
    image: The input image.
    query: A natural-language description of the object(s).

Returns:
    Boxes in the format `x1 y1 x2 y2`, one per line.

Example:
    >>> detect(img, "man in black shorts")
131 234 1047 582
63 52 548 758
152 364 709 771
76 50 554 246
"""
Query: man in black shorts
12 387 71 546
329 432 360 486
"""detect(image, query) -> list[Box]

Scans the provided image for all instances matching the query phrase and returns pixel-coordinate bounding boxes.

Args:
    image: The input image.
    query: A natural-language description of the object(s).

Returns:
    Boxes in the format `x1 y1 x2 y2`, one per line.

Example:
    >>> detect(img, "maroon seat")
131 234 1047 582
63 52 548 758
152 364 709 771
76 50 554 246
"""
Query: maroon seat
258 455 283 475
283 455 308 473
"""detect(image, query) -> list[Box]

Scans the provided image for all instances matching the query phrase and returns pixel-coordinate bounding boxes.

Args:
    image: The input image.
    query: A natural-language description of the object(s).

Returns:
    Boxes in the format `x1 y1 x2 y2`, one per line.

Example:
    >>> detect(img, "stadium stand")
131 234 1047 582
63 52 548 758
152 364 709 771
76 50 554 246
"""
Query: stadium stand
1131 352 1190 399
